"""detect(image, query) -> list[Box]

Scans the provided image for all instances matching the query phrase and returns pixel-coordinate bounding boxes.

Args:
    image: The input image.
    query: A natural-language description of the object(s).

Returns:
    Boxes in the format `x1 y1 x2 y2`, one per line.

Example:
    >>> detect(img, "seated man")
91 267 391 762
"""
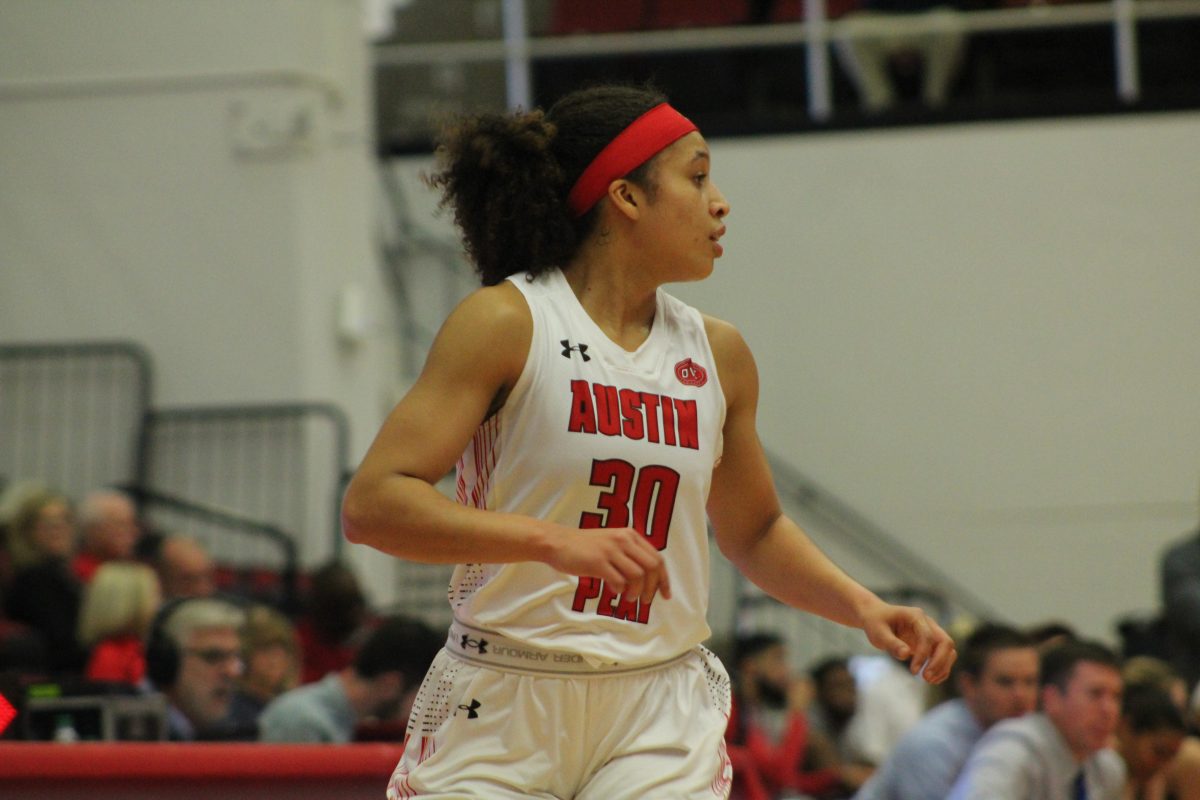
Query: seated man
855 622 1039 800
947 639 1126 800
258 614 442 743
72 488 141 583
807 656 859 756
145 595 248 741
154 534 216 601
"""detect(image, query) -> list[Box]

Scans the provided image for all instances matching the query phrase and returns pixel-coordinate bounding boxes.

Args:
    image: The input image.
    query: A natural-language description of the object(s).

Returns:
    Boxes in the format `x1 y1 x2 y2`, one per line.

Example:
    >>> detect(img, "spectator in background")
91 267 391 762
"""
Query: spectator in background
808 656 863 756
2 484 86 674
145 595 247 740
1122 656 1189 711
0 480 33 588
947 639 1126 800
294 560 372 684
72 488 141 583
855 622 1040 800
1120 656 1200 800
807 657 877 788
1114 683 1186 800
258 614 442 743
833 0 969 114
154 534 216 601
1027 620 1078 652
727 633 868 800
77 560 161 686
223 603 301 737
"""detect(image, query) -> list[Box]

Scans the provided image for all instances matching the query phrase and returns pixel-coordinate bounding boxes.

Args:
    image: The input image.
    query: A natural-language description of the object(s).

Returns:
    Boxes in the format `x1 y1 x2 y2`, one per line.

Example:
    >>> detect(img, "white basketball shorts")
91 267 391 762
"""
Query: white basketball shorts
386 627 733 799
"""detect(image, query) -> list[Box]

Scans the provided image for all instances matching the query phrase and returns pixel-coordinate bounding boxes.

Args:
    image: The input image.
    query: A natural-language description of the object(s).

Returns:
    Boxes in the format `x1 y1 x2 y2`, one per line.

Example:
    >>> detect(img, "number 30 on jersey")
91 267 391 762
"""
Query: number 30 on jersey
570 458 680 624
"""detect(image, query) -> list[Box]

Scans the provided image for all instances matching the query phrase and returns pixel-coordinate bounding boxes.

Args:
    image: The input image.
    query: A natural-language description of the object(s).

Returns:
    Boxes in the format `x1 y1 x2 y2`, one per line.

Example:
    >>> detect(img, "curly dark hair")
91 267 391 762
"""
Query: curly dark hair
428 84 669 286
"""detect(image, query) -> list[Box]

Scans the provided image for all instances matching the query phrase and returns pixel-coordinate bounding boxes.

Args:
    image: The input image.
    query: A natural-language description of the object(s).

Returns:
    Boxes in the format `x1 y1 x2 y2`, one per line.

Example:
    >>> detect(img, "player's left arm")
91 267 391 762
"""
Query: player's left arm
703 315 955 684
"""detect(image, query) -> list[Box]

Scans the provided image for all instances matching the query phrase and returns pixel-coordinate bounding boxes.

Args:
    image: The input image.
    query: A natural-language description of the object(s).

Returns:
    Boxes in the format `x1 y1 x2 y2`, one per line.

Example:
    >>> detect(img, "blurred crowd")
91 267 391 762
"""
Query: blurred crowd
5 472 1200 800
724 620 1200 799
0 480 442 743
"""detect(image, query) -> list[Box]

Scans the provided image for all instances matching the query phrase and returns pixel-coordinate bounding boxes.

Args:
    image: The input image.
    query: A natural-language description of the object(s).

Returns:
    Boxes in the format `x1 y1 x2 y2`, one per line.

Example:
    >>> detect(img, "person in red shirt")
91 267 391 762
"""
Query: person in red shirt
72 489 141 583
78 561 161 685
727 633 870 799
293 560 373 684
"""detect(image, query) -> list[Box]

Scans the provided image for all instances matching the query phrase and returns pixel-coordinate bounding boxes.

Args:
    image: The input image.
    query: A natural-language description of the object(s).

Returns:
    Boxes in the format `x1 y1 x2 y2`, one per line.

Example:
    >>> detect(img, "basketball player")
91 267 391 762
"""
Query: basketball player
342 84 956 799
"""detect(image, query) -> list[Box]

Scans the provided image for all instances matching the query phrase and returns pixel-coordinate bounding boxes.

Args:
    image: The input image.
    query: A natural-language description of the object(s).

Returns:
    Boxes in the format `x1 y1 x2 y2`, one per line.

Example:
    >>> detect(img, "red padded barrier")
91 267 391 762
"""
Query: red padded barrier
0 742 404 800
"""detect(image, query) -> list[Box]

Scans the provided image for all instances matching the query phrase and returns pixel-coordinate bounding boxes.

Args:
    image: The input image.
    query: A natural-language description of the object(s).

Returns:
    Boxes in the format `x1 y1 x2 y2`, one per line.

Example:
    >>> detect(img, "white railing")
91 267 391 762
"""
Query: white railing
0 67 345 107
374 0 1200 120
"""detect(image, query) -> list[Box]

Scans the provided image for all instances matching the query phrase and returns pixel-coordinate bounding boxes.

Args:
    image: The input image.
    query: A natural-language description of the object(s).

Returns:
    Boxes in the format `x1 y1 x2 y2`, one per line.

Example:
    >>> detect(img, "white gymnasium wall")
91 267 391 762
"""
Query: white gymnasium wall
387 113 1200 643
0 0 406 597
671 113 1200 641
0 0 394 431
2 0 1198 637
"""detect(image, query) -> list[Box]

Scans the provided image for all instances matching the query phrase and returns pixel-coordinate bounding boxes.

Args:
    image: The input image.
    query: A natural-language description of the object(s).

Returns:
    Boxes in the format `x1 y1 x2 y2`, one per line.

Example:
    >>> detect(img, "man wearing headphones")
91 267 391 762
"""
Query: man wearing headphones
146 596 247 740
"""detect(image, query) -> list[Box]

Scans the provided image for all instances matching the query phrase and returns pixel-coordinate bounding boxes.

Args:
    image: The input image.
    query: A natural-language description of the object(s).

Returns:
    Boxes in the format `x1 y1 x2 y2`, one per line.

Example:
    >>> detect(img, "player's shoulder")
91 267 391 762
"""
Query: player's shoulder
455 280 531 326
700 313 747 354
440 280 533 349
701 313 756 382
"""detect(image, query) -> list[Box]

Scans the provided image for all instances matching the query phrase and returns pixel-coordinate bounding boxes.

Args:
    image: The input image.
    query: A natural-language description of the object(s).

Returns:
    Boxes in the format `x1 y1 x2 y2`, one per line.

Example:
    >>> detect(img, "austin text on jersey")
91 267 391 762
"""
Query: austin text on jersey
566 379 699 449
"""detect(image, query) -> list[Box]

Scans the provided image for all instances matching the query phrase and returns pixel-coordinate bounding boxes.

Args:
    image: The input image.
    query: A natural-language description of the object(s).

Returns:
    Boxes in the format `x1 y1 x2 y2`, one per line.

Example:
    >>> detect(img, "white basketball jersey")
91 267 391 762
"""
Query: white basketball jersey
449 267 726 666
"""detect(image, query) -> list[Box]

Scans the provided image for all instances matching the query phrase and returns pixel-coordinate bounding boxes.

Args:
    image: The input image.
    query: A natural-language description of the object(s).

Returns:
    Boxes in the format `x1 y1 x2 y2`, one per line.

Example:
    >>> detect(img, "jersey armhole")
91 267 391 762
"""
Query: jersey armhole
500 274 541 419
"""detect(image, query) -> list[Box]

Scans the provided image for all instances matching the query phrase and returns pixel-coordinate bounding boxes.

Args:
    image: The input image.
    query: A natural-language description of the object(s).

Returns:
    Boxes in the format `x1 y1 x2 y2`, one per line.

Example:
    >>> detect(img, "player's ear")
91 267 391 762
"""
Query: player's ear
607 179 641 220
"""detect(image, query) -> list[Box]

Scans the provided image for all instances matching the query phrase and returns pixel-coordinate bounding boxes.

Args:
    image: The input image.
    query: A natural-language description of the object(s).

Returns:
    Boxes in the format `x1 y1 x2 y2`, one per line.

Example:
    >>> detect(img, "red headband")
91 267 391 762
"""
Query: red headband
566 103 698 217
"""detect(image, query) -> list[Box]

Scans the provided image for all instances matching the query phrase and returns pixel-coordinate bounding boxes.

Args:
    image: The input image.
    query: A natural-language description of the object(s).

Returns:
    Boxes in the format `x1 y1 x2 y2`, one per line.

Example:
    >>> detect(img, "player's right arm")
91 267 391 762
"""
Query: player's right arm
341 283 669 603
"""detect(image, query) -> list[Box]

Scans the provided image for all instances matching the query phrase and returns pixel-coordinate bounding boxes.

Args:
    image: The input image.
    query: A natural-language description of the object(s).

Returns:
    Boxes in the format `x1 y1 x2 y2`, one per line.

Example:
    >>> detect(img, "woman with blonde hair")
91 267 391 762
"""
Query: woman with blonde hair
225 603 301 736
78 560 162 685
2 482 75 572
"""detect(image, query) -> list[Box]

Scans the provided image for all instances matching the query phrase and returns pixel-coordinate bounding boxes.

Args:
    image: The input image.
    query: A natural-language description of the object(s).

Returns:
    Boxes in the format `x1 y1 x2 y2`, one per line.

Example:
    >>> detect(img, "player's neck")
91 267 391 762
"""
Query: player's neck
562 255 657 353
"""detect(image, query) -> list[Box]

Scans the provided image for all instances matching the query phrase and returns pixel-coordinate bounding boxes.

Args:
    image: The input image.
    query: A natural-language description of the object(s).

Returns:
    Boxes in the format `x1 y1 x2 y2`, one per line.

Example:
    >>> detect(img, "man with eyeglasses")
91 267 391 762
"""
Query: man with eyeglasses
146 596 247 740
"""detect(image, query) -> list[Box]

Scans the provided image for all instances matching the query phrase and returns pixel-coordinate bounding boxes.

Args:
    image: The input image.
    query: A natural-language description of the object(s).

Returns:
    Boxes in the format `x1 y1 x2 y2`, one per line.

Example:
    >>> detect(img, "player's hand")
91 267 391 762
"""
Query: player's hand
544 526 671 606
861 602 956 684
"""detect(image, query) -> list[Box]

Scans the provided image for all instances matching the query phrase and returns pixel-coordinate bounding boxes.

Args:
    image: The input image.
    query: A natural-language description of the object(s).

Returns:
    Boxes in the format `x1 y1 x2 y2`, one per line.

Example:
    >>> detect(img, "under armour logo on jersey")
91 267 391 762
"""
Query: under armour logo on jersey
460 635 488 654
561 340 591 361
457 699 481 719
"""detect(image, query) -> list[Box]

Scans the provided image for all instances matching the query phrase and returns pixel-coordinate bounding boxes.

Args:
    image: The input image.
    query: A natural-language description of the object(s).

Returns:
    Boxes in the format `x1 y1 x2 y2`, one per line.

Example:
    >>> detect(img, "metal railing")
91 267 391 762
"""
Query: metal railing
0 341 152 502
376 165 476 378
138 403 352 568
766 451 1001 621
727 453 1006 665
125 485 300 613
375 0 1200 120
